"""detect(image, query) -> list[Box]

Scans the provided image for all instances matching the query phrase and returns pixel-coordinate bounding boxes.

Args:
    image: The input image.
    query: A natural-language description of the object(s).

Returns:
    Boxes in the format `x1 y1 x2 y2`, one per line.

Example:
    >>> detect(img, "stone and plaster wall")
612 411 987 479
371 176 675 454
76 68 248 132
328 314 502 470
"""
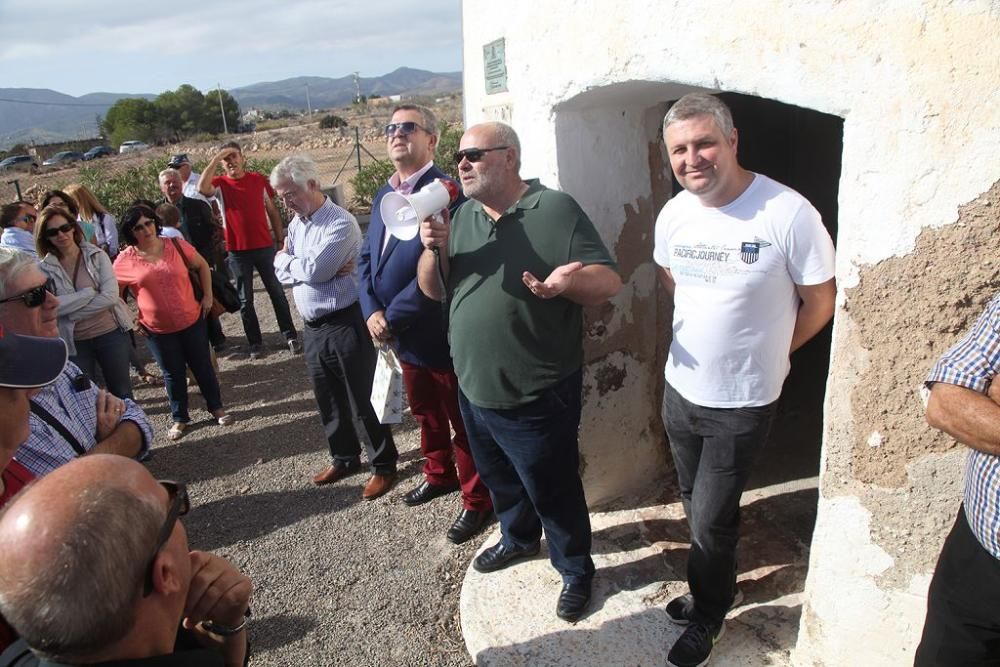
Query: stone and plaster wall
461 0 1000 662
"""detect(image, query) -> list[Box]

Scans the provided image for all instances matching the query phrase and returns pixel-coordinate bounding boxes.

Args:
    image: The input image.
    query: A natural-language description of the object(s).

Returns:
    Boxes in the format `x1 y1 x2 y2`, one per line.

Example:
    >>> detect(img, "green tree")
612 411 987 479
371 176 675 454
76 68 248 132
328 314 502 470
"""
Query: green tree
435 122 463 182
101 98 159 147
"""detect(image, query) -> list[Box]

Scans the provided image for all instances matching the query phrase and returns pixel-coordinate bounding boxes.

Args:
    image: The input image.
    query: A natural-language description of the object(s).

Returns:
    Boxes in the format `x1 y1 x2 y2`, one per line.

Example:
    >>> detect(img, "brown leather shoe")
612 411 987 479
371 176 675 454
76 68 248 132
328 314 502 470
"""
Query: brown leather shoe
312 460 360 486
362 472 397 501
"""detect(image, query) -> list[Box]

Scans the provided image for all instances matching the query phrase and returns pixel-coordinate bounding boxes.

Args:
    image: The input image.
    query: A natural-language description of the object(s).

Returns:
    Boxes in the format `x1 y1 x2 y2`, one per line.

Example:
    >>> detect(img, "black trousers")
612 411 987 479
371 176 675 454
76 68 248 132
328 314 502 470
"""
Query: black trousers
302 303 397 474
915 505 1000 666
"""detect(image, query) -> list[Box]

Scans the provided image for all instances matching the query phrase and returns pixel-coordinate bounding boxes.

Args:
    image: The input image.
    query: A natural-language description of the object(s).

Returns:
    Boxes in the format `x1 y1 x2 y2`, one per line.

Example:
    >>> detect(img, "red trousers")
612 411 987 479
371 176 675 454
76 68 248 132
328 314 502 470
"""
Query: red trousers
400 360 491 511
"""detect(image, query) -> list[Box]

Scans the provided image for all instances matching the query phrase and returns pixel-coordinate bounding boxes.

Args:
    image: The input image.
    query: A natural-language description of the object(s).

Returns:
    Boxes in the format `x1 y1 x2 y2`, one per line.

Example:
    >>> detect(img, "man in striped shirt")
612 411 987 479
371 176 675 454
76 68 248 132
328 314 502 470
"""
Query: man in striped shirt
272 155 398 500
916 294 1000 666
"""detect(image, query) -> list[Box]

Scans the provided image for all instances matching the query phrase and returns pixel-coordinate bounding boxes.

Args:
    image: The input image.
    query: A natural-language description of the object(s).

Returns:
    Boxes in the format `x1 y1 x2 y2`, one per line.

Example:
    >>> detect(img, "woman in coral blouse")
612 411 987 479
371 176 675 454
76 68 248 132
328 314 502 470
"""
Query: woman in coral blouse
113 204 233 440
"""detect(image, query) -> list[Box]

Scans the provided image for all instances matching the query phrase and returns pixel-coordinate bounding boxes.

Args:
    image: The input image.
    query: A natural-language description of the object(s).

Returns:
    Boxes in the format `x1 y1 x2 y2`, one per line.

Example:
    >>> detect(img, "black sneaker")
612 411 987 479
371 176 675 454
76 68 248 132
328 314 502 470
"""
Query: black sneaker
667 620 725 667
666 590 743 625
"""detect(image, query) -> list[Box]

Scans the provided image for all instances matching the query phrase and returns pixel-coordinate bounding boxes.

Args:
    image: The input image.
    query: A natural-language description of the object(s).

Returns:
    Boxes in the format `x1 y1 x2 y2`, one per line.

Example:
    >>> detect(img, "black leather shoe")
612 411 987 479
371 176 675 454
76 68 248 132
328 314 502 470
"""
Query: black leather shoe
473 540 540 573
446 509 493 544
402 480 459 507
556 580 592 622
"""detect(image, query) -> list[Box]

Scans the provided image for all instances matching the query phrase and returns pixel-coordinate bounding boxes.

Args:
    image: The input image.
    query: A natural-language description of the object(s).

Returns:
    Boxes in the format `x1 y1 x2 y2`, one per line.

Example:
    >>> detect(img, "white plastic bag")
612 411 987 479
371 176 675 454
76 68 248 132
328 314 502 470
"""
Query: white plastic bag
370 344 403 424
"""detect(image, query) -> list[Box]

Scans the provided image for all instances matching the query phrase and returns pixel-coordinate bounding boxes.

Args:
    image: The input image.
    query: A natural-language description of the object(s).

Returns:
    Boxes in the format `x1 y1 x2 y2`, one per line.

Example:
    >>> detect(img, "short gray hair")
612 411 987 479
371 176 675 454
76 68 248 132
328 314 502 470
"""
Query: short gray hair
0 486 161 662
270 155 321 189
392 104 438 137
0 247 37 301
158 168 182 182
662 93 735 137
485 122 521 171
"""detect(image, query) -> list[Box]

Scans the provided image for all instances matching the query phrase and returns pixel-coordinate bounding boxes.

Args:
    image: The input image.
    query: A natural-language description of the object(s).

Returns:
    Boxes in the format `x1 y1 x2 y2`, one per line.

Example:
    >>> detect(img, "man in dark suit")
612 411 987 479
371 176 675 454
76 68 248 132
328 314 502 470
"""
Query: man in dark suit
358 105 492 544
159 168 228 351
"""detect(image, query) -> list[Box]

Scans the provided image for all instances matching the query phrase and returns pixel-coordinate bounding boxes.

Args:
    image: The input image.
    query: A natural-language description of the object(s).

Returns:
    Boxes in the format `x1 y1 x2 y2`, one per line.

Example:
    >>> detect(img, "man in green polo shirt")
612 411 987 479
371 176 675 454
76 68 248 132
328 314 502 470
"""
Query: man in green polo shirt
417 121 622 622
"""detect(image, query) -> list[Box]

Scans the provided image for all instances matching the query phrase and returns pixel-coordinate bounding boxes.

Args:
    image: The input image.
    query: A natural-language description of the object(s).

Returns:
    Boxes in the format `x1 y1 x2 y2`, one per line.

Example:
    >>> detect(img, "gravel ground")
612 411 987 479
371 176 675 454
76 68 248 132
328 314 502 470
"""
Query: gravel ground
135 280 478 666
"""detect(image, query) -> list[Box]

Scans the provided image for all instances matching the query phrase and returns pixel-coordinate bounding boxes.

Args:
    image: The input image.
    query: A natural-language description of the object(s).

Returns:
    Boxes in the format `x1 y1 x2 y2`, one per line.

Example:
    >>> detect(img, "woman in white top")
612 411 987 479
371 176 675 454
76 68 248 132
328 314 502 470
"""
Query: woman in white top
35 204 134 399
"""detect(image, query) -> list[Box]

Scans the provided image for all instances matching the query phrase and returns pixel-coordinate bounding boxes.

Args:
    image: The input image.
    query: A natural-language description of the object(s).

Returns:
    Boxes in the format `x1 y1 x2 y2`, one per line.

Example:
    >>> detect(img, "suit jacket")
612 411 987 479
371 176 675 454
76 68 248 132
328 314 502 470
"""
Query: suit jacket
359 166 464 369
175 196 220 265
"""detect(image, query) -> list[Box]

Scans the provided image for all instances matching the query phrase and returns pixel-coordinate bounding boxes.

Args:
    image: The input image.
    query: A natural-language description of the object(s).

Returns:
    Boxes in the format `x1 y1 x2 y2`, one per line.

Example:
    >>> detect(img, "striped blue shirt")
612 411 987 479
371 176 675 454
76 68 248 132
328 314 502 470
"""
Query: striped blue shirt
926 293 1000 559
16 361 153 476
273 197 360 322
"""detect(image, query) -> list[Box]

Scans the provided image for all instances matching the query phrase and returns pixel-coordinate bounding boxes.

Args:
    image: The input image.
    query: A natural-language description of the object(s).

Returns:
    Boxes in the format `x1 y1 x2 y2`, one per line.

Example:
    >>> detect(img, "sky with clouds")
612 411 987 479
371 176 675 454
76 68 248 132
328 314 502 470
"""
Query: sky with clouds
0 0 463 96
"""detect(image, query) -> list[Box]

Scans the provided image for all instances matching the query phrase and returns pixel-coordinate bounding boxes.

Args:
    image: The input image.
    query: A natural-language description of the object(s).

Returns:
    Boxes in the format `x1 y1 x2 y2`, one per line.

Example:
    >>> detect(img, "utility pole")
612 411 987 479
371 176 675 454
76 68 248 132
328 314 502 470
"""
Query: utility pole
217 83 229 134
305 84 312 117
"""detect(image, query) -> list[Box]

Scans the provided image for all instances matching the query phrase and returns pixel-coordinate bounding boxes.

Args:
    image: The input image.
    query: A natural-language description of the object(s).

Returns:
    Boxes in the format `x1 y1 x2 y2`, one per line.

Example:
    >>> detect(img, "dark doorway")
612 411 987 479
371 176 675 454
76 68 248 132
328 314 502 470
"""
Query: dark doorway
668 92 843 490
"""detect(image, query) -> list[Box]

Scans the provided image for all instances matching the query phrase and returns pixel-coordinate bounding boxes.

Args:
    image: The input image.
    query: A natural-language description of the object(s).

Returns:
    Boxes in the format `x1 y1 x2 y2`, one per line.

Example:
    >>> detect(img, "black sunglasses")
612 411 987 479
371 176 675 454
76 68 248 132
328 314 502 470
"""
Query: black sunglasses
0 284 53 308
44 222 76 238
454 146 509 165
384 121 428 137
143 480 190 596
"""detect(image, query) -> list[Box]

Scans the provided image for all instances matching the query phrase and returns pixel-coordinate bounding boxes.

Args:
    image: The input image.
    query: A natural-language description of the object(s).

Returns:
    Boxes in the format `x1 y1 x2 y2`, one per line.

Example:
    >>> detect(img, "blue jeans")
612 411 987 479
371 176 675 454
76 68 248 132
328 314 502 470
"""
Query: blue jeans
226 247 297 346
459 369 594 585
661 381 776 624
145 317 223 423
71 328 133 399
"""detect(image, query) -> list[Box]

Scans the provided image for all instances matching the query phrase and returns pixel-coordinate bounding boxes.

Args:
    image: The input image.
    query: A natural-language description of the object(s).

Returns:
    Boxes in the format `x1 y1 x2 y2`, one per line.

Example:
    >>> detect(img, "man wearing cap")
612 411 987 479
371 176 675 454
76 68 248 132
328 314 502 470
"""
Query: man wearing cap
0 323 68 652
167 153 217 209
359 104 492 543
0 203 38 256
0 248 152 477
198 142 300 360
0 455 251 666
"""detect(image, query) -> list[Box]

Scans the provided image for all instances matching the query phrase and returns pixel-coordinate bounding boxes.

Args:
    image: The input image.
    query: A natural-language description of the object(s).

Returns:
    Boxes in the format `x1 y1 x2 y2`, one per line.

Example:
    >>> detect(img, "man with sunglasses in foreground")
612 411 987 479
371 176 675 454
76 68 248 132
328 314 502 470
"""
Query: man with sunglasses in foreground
359 105 492 541
0 249 151 476
417 122 622 622
0 204 38 257
0 455 251 666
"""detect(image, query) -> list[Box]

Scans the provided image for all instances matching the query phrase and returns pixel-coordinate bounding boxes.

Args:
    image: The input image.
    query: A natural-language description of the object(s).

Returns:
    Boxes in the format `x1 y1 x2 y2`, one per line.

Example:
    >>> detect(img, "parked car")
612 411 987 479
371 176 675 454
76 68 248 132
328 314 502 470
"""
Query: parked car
42 151 86 167
119 140 150 154
0 155 38 173
82 145 114 160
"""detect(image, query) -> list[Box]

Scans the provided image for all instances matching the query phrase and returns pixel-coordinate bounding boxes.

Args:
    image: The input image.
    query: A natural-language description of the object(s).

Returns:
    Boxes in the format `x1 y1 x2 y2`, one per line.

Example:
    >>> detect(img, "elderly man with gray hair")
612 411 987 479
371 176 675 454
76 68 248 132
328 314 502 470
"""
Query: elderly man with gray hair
272 155 398 500
0 455 251 666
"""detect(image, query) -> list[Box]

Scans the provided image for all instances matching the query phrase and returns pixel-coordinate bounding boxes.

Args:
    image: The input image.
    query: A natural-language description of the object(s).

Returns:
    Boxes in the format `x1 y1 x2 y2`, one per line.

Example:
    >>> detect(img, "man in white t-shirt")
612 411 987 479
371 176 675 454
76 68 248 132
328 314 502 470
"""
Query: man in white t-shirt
653 93 836 667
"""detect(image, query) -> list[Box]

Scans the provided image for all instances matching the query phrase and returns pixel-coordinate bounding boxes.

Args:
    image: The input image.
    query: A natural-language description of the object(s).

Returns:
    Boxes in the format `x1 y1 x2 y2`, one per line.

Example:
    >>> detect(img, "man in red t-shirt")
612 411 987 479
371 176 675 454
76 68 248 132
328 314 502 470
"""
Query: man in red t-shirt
199 141 300 360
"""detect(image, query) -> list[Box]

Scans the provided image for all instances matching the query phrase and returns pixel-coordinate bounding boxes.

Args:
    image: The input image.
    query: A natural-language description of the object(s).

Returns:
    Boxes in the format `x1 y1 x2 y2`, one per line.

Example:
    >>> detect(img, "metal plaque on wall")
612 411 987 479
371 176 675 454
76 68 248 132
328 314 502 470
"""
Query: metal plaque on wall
483 38 508 94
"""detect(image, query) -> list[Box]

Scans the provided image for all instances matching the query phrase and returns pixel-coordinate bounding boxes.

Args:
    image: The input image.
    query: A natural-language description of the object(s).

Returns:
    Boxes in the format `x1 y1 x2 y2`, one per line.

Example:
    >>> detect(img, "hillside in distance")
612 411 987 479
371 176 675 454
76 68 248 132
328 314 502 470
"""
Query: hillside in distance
0 67 462 150
230 67 462 110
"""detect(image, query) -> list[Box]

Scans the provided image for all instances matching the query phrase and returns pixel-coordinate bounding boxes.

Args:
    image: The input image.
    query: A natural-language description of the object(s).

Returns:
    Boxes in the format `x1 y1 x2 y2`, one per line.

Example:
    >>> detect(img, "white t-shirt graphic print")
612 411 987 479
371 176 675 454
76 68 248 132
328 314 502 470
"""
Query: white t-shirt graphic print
653 173 835 407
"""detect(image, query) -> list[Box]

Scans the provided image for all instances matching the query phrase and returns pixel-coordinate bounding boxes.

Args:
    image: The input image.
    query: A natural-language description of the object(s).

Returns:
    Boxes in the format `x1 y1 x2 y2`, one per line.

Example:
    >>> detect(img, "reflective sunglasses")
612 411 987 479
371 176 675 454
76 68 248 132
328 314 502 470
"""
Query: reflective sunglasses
0 284 53 308
143 480 190 596
44 222 76 238
453 146 509 164
384 121 428 137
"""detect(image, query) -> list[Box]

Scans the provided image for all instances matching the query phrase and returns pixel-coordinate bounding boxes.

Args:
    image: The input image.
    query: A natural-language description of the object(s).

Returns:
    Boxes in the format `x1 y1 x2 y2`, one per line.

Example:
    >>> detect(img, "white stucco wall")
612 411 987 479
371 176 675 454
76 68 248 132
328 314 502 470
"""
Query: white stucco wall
461 0 1000 663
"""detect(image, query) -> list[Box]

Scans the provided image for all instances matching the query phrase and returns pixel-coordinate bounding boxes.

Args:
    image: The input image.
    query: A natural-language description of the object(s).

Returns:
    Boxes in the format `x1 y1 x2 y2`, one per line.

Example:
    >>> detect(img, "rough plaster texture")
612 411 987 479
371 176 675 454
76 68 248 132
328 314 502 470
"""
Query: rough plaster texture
461 0 1000 661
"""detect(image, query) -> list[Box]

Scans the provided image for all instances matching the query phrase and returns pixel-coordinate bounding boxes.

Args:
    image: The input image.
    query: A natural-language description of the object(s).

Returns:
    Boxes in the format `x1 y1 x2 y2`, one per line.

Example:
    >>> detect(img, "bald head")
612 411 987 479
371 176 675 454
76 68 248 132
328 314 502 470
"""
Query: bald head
0 455 170 662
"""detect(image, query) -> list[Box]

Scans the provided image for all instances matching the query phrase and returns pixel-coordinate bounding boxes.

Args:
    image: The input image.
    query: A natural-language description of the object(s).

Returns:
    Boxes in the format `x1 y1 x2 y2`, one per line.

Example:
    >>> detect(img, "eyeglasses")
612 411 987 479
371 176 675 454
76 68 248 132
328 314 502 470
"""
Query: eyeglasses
44 222 75 238
132 220 156 231
453 146 510 164
143 480 190 596
0 284 53 308
384 121 428 137
16 214 36 224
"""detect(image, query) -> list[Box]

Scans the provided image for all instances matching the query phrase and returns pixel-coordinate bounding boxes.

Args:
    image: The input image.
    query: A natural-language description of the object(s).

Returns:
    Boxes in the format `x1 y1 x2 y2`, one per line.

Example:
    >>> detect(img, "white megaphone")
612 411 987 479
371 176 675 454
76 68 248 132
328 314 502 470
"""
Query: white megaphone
379 178 460 241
